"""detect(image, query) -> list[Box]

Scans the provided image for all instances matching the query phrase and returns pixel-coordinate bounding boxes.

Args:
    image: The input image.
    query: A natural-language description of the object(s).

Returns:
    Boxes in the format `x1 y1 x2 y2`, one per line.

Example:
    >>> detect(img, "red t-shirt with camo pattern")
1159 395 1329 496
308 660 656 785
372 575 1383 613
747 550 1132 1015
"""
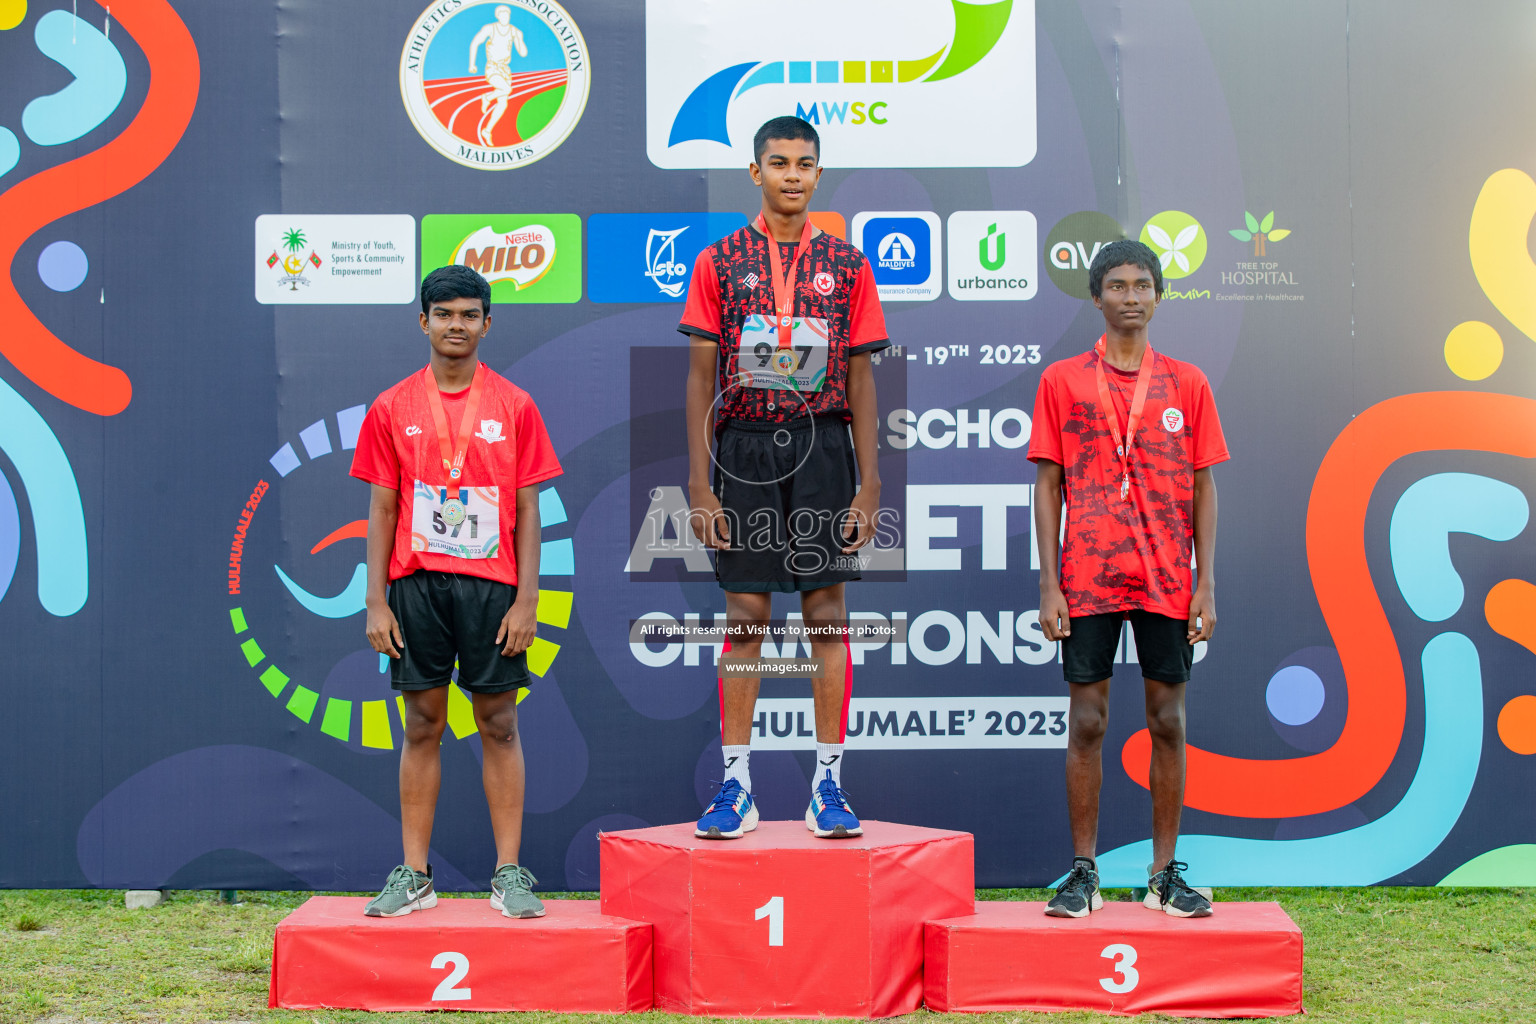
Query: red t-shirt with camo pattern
1028 347 1229 619
678 224 889 431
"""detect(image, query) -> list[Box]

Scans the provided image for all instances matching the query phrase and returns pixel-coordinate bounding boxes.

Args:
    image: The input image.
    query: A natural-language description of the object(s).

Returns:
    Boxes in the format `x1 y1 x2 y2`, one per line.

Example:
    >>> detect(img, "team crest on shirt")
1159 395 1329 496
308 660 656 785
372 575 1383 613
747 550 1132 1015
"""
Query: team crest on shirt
813 271 835 296
475 419 506 443
1162 407 1185 433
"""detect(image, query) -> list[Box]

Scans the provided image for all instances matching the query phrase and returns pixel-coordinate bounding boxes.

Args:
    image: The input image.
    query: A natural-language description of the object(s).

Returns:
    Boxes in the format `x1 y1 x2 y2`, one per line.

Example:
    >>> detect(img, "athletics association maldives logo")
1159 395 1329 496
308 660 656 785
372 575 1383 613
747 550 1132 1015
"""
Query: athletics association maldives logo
400 0 591 171
223 403 575 751
646 0 1034 169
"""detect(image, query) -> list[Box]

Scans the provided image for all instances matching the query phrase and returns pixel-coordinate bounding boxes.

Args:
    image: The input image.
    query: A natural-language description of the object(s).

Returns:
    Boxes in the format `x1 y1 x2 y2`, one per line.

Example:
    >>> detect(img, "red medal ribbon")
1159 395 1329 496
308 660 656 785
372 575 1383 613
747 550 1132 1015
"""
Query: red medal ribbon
1093 335 1155 502
422 363 487 484
753 212 815 350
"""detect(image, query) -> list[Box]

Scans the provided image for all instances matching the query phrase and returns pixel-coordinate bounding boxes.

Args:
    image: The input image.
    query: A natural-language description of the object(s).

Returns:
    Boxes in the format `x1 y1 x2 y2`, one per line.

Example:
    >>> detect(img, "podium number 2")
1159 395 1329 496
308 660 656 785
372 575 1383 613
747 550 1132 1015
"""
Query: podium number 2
754 895 784 946
1099 943 1139 993
431 951 472 1002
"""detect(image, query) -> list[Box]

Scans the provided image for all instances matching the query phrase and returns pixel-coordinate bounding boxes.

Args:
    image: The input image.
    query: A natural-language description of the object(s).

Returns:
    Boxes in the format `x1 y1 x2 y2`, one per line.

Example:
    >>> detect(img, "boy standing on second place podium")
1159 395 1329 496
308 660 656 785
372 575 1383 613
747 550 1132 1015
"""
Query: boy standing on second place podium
679 115 890 840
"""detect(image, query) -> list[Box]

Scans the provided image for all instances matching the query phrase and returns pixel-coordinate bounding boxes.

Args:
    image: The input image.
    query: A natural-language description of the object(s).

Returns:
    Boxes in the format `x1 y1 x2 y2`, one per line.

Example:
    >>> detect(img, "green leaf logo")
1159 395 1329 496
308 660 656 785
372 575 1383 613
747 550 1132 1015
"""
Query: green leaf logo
1230 210 1291 257
1139 211 1207 279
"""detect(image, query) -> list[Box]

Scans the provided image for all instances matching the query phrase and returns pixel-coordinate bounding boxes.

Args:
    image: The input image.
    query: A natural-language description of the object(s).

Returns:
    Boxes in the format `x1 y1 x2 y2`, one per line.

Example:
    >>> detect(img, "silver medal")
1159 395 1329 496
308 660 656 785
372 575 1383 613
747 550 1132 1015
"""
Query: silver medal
442 498 467 526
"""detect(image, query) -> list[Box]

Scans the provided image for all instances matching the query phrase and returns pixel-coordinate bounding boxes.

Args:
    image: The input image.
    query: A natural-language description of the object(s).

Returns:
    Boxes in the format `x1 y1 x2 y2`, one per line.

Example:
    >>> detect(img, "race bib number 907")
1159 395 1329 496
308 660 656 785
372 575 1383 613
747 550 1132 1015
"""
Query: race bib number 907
410 481 501 560
736 315 828 392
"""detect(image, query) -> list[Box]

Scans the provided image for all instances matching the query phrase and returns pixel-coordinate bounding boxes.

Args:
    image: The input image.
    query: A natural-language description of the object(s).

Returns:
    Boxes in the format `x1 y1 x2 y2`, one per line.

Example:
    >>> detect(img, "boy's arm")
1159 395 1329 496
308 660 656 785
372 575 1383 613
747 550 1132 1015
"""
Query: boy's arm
1033 459 1070 640
1187 466 1218 644
364 483 404 657
499 483 542 656
685 333 729 548
842 352 880 552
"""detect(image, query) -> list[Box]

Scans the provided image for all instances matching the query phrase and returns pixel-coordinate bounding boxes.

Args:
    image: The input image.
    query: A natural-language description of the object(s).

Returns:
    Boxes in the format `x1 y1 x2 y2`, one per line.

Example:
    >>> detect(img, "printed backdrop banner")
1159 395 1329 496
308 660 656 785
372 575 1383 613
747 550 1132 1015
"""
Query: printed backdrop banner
2 0 1534 889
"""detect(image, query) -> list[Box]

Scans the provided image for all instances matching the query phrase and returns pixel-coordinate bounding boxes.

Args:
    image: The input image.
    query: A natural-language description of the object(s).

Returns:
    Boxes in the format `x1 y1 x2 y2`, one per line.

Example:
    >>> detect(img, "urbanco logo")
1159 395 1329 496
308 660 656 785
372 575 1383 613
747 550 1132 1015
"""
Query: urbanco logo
645 0 1035 169
852 211 942 301
420 214 582 303
399 0 591 171
947 211 1037 301
1043 211 1126 299
1139 210 1207 279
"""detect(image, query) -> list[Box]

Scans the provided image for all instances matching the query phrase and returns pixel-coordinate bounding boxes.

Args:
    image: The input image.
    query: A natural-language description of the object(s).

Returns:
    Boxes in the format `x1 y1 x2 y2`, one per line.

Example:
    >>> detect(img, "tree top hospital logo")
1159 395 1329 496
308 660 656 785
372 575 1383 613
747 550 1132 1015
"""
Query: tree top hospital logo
400 0 591 171
646 0 1034 169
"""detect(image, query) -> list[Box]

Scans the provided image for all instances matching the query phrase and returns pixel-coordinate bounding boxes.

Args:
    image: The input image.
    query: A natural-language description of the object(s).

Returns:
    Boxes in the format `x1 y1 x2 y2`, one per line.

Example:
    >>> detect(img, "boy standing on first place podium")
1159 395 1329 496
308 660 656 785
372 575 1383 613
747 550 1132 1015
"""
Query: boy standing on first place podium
351 265 563 919
679 115 890 840
1029 241 1228 919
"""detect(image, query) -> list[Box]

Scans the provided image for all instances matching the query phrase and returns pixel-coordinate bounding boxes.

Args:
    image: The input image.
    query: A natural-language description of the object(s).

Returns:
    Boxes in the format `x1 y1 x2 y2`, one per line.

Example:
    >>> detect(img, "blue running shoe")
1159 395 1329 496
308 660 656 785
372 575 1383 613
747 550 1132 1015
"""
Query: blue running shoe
695 778 758 839
806 770 862 838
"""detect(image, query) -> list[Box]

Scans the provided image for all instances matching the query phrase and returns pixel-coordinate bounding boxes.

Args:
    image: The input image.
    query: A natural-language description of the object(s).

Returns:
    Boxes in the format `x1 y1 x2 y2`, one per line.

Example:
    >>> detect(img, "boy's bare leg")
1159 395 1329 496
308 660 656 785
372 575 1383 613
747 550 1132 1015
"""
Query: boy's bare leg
400 687 451 872
1064 678 1111 860
474 689 525 867
720 590 772 745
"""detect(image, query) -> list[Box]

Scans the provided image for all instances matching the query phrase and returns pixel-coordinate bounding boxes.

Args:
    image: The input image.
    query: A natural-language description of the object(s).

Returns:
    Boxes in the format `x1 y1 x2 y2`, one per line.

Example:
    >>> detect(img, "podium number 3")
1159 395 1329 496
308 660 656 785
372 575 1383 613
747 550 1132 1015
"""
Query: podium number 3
1099 943 1139 993
431 951 472 1002
754 895 784 946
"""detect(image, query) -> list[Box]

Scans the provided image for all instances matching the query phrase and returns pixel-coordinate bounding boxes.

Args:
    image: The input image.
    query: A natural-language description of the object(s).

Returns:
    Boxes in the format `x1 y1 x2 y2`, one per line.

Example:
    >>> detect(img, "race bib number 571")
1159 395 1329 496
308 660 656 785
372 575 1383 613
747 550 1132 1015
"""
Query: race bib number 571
410 481 501 559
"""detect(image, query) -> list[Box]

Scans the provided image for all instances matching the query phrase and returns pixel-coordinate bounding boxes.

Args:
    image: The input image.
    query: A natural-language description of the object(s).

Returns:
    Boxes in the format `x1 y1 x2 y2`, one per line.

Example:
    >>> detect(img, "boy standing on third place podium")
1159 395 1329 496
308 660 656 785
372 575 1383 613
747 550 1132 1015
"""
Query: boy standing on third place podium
1029 240 1228 919
679 115 889 840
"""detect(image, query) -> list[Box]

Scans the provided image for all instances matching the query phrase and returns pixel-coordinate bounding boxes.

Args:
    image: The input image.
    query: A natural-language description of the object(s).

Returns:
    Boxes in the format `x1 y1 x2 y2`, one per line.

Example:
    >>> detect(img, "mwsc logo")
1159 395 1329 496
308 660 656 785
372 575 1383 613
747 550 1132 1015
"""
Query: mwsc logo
645 0 1034 169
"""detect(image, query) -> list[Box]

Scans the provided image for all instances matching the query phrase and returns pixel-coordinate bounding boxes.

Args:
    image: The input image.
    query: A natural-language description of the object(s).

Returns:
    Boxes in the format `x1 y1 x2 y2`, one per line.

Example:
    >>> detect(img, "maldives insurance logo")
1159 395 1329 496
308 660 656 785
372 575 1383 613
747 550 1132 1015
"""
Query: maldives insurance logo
646 0 1034 169
400 0 591 171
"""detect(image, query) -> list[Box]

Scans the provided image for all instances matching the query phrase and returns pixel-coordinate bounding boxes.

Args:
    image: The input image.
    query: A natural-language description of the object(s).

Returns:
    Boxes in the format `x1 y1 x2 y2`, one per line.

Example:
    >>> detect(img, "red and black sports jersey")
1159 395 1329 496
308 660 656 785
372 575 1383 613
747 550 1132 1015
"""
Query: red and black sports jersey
678 224 889 430
1028 347 1229 619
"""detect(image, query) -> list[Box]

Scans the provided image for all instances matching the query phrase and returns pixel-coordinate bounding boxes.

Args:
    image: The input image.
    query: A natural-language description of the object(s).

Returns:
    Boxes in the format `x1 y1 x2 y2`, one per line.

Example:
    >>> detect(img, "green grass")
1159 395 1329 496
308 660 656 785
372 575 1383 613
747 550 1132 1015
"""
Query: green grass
0 888 1531 1022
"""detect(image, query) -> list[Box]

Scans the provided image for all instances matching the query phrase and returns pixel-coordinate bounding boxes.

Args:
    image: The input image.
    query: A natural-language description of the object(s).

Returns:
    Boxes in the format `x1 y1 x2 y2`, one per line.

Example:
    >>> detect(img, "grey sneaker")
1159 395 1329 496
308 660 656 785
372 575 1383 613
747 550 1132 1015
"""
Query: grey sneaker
1045 857 1103 918
1144 859 1213 918
489 863 545 919
364 864 436 918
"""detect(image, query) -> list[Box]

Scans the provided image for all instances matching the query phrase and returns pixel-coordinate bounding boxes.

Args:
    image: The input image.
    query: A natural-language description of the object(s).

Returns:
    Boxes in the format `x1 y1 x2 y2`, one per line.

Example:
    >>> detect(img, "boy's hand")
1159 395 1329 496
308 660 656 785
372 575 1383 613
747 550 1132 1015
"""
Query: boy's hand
688 485 731 549
1187 585 1216 644
366 601 404 658
1039 586 1072 641
497 599 537 657
841 486 880 552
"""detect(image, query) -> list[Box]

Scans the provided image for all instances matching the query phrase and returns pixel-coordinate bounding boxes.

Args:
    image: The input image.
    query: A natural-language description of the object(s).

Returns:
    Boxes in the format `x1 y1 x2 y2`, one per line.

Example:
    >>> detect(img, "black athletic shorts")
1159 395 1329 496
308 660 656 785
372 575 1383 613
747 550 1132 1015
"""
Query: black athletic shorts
386 569 531 693
711 415 862 593
1062 610 1193 684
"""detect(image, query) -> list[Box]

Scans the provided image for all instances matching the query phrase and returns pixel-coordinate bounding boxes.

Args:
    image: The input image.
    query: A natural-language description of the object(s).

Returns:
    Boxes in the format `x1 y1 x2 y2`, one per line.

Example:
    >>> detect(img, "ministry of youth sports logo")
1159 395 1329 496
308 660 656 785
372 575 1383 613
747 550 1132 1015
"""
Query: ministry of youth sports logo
400 0 591 171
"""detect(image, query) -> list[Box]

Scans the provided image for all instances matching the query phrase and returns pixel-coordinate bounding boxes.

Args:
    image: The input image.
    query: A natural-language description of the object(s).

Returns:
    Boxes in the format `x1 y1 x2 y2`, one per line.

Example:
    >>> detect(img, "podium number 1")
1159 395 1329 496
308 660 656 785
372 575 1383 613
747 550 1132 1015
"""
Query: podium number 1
1098 943 1139 993
754 895 784 946
431 951 472 1002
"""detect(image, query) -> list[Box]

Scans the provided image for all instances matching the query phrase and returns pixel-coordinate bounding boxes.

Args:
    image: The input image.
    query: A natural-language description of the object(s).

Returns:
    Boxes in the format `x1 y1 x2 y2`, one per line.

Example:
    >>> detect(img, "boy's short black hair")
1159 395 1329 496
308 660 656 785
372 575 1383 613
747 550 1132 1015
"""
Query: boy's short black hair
1088 239 1164 299
753 115 820 165
421 264 492 316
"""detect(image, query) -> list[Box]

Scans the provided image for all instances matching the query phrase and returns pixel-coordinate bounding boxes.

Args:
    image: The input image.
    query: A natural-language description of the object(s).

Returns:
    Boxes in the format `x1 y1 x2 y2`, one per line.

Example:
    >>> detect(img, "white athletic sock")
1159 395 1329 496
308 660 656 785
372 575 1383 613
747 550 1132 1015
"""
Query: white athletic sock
814 742 844 790
722 745 751 793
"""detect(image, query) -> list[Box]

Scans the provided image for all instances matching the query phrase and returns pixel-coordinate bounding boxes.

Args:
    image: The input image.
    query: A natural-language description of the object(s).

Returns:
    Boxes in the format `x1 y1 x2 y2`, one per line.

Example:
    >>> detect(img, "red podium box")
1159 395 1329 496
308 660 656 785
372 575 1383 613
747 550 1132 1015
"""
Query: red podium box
599 820 974 1017
925 901 1302 1017
268 896 652 1012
